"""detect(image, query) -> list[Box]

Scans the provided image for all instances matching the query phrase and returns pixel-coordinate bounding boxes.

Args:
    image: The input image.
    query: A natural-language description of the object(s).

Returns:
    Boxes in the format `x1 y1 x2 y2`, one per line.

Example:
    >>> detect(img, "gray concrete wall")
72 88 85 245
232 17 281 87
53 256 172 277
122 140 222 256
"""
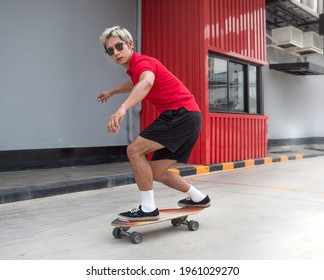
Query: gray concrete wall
0 0 140 151
264 47 324 140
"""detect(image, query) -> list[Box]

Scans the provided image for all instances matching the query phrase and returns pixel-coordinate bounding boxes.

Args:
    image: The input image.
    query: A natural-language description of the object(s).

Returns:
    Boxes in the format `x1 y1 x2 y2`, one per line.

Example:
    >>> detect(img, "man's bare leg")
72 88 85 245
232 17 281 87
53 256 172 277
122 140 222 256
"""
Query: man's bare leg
126 136 164 191
150 159 209 205
150 159 190 192
119 135 164 216
125 136 209 214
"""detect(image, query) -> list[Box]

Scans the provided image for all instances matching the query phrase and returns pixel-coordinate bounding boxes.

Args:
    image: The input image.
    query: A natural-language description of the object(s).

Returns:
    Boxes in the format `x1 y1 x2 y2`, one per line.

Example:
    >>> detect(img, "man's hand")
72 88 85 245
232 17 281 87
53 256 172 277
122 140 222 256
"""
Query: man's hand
107 106 127 134
97 91 113 103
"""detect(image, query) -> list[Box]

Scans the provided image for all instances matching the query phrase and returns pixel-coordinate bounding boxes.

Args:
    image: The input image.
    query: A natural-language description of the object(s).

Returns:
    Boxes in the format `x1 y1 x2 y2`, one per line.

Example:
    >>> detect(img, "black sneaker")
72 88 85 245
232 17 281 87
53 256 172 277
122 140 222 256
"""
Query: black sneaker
178 195 211 208
117 205 160 221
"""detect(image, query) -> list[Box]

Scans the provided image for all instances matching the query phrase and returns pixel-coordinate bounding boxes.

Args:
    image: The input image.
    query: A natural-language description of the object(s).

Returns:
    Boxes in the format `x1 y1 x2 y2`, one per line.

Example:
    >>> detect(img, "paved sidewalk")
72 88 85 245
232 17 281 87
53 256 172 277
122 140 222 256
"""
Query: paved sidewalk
1 144 324 204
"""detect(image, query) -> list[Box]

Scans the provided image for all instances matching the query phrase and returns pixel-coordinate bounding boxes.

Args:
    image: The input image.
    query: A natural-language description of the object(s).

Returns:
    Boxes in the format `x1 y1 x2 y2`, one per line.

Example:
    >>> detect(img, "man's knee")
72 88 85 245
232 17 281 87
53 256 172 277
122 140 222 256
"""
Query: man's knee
126 142 138 159
126 138 149 159
127 136 162 160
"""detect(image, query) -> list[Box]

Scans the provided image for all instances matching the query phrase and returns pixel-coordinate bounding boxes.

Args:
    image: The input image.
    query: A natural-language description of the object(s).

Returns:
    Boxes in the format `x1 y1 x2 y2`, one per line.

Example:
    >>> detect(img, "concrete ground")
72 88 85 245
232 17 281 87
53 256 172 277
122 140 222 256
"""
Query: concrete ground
0 156 324 260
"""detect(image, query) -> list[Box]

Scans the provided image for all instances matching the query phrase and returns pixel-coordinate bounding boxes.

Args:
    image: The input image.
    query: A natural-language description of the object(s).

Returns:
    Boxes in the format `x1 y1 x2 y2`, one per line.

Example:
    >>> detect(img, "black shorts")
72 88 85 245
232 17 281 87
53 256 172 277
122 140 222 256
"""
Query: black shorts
139 107 202 163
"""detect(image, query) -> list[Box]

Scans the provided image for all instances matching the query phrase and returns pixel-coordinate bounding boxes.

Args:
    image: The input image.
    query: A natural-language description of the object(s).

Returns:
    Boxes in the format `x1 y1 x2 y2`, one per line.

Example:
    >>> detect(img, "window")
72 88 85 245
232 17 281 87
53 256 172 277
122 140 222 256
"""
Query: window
229 62 245 112
248 65 257 114
208 54 261 114
208 57 227 111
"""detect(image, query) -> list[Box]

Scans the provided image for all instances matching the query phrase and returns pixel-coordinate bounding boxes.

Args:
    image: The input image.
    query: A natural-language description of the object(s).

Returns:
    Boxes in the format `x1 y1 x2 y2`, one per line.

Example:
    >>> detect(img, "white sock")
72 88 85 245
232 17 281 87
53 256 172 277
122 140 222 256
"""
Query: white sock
140 190 156 212
186 185 206 202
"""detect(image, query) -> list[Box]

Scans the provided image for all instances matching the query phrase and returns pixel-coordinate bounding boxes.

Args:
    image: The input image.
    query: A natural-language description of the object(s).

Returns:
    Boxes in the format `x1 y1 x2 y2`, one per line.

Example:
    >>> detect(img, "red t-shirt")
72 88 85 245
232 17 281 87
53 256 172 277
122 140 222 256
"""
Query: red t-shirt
126 52 200 113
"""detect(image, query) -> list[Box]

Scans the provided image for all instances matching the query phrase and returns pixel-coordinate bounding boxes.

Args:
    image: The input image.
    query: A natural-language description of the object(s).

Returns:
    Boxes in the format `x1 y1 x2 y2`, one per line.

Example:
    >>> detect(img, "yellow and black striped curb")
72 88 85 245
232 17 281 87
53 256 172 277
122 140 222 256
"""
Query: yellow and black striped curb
167 154 309 177
1 153 322 204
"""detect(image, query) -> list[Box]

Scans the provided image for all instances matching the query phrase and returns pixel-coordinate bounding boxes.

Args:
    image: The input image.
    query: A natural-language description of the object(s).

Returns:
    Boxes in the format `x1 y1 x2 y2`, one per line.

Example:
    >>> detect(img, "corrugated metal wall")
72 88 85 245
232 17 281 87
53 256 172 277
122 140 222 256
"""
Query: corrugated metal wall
142 0 205 163
205 0 266 64
208 114 268 163
141 0 268 164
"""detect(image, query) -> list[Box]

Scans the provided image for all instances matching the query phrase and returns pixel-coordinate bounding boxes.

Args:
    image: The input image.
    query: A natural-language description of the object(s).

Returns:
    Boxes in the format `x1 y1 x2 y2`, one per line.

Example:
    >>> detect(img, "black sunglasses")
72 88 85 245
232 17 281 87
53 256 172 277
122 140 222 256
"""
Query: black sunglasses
105 42 126 56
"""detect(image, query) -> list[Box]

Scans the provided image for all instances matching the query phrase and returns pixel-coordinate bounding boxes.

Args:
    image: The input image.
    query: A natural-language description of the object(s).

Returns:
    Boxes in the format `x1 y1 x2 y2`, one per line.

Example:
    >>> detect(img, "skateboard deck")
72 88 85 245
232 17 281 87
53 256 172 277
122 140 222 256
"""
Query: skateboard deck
111 206 204 244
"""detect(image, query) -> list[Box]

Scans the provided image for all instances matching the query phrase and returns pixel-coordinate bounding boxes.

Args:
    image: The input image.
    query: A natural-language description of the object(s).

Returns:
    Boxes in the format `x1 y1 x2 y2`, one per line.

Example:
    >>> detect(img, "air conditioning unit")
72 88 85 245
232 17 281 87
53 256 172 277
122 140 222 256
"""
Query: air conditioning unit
303 0 315 9
271 26 303 49
296 31 324 55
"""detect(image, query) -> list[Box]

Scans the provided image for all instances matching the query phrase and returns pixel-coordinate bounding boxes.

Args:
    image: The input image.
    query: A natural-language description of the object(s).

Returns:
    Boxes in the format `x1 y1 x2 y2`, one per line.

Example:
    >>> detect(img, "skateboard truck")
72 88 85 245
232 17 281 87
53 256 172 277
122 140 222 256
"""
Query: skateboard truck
171 215 199 231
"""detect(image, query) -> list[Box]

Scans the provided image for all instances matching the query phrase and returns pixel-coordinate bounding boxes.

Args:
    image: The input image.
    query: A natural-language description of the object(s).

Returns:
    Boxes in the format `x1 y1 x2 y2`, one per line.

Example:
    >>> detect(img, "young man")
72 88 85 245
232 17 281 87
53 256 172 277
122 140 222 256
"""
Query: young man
98 26 210 221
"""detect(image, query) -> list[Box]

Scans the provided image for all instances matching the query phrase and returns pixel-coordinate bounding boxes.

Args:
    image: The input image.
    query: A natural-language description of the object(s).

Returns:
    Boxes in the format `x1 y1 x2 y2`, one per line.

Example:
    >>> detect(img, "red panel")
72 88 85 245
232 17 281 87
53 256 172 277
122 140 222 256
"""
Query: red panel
206 0 267 65
142 0 205 164
207 114 268 163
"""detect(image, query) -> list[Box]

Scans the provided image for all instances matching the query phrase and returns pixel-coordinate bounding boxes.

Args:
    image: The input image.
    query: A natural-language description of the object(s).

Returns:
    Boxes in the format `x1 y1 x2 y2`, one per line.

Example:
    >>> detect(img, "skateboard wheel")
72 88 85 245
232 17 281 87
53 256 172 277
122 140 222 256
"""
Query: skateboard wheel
188 220 199 231
130 232 143 244
112 227 123 239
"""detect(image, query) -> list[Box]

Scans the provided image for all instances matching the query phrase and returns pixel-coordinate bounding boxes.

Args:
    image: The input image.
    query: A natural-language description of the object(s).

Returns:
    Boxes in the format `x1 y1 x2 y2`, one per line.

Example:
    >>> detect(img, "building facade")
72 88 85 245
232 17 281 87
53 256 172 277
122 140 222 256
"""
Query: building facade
1 0 324 171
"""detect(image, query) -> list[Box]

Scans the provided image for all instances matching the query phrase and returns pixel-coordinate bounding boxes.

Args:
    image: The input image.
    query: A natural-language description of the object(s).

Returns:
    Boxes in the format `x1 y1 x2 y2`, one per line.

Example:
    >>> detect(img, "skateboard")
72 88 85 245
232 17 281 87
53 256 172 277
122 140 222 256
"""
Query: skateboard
111 206 204 244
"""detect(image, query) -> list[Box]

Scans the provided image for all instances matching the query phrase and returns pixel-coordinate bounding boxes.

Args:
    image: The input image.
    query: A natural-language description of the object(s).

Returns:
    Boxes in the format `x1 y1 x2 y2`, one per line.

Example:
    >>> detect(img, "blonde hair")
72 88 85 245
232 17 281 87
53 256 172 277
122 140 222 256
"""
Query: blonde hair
99 26 133 48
